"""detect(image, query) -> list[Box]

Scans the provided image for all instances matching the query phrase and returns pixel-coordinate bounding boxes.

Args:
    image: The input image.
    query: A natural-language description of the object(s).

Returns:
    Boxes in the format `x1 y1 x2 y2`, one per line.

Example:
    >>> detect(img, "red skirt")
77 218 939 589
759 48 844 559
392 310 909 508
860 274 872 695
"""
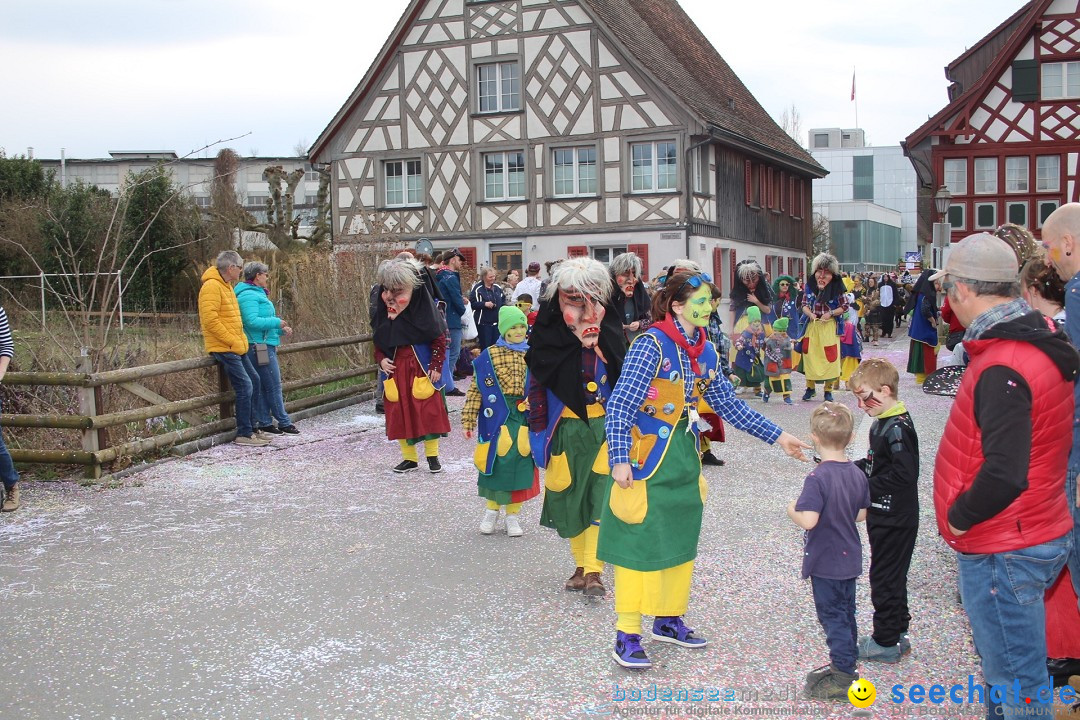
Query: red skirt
383 346 451 442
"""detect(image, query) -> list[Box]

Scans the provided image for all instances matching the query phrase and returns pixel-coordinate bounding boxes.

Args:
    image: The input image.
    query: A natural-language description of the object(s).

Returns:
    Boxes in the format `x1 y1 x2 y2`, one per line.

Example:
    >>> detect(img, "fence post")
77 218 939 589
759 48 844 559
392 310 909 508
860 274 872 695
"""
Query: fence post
77 348 102 479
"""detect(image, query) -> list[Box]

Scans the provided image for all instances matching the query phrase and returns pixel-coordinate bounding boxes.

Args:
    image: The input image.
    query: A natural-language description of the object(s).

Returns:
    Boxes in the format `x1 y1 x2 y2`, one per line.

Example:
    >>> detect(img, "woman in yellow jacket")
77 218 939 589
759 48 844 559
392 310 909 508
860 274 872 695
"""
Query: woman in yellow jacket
199 250 266 447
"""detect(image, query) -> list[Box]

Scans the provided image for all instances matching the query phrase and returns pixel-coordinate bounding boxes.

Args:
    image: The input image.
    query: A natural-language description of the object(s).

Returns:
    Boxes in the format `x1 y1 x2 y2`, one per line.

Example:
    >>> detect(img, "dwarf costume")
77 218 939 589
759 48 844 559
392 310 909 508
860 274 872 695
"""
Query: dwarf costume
526 275 626 595
463 306 541 535
763 316 794 402
733 305 766 392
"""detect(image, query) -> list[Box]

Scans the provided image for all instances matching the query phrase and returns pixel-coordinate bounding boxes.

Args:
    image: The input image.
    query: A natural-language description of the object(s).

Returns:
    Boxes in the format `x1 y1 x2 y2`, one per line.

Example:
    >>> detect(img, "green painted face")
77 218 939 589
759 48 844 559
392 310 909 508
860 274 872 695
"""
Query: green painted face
684 285 712 327
504 324 528 344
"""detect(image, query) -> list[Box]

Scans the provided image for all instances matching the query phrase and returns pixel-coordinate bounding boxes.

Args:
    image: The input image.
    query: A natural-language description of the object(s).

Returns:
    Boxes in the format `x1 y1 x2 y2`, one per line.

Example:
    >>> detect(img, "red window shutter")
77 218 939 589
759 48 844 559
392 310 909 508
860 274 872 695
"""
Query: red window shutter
627 243 649 279
765 255 772 279
713 247 723 282
759 170 767 210
459 246 477 269
780 172 786 212
567 245 587 258
730 249 737 290
744 160 752 205
787 257 794 276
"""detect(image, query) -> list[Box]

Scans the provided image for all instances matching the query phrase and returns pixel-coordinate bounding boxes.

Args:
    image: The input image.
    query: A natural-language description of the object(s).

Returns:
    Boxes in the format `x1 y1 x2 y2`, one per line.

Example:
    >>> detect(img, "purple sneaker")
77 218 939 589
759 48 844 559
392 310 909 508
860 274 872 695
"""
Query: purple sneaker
651 616 708 648
612 631 651 669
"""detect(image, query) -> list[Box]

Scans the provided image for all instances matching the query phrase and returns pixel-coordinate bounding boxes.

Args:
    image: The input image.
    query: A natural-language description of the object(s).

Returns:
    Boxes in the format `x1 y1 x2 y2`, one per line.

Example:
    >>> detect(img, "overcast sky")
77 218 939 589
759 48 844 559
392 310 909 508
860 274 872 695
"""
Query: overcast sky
0 0 1024 160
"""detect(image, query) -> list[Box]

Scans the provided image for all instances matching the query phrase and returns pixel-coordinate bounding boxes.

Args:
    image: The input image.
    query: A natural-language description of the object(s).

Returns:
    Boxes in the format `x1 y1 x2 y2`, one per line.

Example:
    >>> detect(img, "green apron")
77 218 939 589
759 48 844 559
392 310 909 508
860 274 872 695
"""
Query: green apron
538 413 609 539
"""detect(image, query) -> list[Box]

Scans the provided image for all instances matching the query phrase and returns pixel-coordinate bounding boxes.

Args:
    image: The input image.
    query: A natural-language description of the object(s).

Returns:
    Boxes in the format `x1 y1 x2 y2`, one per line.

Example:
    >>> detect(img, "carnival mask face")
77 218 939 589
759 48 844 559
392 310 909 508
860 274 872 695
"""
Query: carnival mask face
559 288 605 348
504 323 528 344
749 320 763 334
615 271 637 298
678 285 713 328
381 285 413 319
744 273 759 291
815 267 834 290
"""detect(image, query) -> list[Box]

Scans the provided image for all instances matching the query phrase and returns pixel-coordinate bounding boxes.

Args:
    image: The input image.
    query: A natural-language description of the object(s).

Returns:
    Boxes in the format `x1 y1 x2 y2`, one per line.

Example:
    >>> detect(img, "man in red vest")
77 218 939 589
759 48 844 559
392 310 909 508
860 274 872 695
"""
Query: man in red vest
932 233 1078 719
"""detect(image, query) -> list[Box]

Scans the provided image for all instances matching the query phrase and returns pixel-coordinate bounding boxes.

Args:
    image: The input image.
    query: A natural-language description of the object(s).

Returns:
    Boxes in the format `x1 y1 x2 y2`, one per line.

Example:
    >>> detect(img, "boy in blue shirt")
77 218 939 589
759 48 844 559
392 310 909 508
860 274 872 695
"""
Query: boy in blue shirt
788 402 870 700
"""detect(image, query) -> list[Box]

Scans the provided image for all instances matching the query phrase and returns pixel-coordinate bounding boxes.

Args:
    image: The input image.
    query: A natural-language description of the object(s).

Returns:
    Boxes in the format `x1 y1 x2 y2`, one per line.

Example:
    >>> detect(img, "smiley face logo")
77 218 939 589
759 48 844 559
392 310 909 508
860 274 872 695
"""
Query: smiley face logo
848 678 876 708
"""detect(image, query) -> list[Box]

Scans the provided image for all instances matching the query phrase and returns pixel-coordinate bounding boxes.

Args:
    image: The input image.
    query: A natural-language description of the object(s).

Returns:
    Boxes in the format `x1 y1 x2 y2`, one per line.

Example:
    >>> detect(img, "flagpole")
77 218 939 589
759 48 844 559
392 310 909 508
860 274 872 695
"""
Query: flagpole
852 67 859 129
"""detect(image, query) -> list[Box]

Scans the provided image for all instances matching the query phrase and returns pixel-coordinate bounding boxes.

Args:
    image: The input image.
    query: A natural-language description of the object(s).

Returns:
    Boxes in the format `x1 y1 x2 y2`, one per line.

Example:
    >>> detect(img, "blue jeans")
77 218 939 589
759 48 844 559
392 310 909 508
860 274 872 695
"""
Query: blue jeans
810 576 857 674
956 535 1072 719
477 323 499 350
447 327 463 378
248 344 291 428
211 351 262 437
0 400 18 490
1066 466 1080 607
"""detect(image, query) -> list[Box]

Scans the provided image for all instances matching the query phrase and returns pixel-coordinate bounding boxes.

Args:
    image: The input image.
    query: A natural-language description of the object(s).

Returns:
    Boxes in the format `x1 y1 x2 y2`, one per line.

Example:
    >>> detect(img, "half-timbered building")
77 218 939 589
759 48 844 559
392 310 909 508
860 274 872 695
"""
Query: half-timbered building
904 0 1080 250
310 0 825 296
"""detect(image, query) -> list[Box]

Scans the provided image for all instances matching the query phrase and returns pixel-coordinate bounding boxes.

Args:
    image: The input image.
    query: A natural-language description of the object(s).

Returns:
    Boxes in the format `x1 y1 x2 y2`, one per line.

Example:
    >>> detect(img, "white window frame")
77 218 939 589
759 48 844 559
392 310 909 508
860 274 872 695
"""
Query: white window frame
384 158 424 208
1038 200 1061 228
246 194 269 208
974 201 997 230
1041 61 1080 100
1004 156 1029 193
1007 201 1028 227
193 195 211 208
552 146 598 198
482 150 526 202
943 158 967 196
1037 155 1061 192
629 140 678 194
304 164 321 182
476 60 520 114
974 158 998 195
591 246 627 265
947 203 966 231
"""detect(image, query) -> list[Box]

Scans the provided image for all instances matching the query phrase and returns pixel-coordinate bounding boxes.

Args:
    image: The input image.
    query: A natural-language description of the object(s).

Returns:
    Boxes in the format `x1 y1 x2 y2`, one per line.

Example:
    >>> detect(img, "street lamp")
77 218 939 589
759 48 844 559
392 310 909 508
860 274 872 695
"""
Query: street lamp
932 185 952 269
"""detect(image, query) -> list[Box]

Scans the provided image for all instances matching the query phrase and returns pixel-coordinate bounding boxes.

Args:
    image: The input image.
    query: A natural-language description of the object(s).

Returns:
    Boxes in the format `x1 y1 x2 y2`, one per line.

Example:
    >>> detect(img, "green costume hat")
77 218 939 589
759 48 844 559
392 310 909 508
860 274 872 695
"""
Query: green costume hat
746 306 761 323
773 317 789 333
498 305 528 336
772 274 796 296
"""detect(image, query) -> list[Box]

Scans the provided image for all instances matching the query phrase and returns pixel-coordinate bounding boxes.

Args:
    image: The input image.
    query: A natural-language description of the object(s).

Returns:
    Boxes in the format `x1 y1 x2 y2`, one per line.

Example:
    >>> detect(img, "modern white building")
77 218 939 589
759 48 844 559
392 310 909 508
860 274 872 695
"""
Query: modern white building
809 128 919 272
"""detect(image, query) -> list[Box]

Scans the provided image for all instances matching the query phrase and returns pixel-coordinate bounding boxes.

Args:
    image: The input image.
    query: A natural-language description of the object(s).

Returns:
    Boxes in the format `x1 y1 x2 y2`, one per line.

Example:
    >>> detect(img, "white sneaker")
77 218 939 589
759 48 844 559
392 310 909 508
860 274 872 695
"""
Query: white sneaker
479 509 499 535
505 513 523 537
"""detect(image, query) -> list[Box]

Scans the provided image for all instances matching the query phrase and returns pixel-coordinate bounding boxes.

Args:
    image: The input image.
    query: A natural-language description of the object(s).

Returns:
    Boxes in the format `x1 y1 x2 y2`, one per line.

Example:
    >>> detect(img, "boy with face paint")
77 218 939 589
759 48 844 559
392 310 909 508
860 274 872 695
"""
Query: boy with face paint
733 306 767 396
526 258 627 596
603 271 810 669
462 306 540 538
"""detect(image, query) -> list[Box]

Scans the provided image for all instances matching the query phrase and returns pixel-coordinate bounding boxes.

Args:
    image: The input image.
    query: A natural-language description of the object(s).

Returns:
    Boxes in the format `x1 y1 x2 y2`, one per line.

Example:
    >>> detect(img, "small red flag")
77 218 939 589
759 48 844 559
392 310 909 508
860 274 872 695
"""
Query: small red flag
851 71 856 101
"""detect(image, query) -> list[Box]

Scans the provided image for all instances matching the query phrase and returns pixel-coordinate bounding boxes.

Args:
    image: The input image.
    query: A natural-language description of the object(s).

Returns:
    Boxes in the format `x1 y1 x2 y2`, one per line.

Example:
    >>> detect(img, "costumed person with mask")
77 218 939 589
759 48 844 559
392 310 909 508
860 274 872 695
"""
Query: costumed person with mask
527 258 627 597
462 305 540 538
904 269 939 385
763 316 794 404
733 305 767 396
601 270 811 669
609 252 652 345
373 257 452 474
729 260 775 340
799 254 848 402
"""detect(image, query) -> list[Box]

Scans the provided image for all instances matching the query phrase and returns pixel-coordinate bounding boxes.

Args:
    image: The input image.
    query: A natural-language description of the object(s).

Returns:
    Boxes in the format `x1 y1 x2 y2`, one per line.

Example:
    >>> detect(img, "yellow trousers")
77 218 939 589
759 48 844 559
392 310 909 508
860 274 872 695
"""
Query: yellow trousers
569 524 602 574
614 561 695 633
485 500 523 514
399 438 439 460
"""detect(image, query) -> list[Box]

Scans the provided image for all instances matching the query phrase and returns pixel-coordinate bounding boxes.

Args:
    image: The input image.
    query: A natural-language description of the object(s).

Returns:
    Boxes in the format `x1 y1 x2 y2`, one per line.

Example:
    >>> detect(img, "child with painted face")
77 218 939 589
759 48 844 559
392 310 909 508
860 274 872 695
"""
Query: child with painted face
700 284 737 466
526 258 628 597
372 258 453 474
514 295 537 331
763 316 795 404
462 306 541 538
602 271 811 670
733 306 767 397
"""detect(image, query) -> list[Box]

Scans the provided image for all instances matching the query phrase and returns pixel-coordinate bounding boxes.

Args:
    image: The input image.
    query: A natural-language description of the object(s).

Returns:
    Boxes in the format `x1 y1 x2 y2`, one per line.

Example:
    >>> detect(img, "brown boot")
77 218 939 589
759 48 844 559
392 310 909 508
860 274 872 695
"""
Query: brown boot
2 484 19 512
583 571 606 597
565 567 586 592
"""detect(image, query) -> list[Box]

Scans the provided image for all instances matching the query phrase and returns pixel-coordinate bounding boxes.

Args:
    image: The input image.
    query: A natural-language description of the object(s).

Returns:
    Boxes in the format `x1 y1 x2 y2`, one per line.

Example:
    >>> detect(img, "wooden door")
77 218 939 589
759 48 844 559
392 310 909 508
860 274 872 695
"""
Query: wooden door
490 249 521 276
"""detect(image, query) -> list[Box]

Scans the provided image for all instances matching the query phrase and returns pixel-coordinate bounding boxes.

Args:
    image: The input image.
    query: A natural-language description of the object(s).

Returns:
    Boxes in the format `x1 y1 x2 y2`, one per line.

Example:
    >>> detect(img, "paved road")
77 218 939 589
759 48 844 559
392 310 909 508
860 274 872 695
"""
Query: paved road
0 333 1020 719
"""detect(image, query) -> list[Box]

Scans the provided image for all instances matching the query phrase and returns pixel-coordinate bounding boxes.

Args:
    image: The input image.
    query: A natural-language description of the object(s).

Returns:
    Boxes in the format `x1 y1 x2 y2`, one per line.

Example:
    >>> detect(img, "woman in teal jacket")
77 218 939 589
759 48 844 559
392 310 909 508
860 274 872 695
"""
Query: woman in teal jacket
236 262 298 434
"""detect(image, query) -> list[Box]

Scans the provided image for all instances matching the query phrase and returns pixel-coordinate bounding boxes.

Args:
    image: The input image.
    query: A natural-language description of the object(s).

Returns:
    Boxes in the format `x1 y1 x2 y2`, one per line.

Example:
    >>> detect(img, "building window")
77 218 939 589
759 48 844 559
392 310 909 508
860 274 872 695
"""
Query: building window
246 194 269 207
1007 201 1028 226
591 246 627 264
947 204 965 231
304 164 321 182
1037 155 1061 192
692 147 709 194
1042 61 1080 100
553 147 597 197
630 141 677 193
193 195 211 208
483 151 525 201
853 155 873 201
944 158 967 196
477 61 520 113
385 159 423 207
974 202 997 229
1039 200 1061 227
974 158 997 194
1004 157 1029 193
813 133 829 148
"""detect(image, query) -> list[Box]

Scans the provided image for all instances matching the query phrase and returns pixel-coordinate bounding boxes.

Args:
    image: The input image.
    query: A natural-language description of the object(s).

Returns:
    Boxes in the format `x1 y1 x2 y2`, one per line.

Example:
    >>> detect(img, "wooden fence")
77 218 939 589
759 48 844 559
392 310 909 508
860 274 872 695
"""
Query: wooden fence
0 333 377 479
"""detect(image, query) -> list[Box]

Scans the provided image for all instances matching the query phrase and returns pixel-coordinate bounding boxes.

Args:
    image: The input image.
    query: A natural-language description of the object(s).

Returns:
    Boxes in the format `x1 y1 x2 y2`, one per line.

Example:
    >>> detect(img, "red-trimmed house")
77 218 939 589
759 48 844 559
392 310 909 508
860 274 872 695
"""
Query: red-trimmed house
309 0 825 301
904 0 1080 259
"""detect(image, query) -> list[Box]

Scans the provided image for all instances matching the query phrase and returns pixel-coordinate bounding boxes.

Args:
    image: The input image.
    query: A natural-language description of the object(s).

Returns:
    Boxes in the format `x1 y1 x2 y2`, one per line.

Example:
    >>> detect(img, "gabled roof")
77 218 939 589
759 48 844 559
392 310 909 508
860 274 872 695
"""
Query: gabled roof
311 0 823 176
578 0 821 174
905 0 1049 148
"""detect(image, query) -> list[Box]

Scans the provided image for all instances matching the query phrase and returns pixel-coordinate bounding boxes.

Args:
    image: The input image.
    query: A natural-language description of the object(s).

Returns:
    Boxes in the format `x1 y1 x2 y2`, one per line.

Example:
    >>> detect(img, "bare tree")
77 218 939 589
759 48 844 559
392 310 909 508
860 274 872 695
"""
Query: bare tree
812 212 831 257
778 103 804 148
